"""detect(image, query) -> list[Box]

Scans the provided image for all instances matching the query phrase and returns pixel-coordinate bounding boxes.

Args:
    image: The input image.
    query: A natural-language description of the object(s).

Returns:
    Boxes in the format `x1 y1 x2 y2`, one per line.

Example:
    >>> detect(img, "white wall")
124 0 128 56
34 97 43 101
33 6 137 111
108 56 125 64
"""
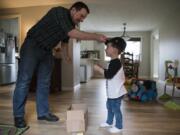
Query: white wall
73 40 80 87
61 39 80 90
159 15 180 80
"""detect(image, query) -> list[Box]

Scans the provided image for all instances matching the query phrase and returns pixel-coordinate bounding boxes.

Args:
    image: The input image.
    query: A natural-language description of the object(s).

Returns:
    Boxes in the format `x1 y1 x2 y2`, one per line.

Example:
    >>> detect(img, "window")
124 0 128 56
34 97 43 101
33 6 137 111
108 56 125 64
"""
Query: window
104 37 141 61
125 38 141 61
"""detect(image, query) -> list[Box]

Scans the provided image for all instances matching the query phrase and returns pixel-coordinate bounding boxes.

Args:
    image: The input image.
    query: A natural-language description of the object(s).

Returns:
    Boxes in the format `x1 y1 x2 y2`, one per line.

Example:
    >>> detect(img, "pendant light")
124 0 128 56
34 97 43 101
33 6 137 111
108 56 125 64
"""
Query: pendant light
121 23 130 41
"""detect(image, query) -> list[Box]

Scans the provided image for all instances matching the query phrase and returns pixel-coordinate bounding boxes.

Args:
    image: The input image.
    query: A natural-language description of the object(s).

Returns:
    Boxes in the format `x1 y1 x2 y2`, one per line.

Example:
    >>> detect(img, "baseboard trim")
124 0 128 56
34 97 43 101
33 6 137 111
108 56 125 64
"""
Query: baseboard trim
62 84 80 91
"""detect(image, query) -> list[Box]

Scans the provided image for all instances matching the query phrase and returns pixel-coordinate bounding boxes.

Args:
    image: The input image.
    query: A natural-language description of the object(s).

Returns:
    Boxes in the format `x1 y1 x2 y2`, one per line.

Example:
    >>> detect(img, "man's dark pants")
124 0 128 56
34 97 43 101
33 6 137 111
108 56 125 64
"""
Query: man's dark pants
13 38 53 118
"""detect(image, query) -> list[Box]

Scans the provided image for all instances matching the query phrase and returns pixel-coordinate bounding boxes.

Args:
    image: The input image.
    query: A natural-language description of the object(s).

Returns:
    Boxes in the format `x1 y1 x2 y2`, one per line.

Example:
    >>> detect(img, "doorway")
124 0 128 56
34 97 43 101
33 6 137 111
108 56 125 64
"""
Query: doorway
151 30 160 79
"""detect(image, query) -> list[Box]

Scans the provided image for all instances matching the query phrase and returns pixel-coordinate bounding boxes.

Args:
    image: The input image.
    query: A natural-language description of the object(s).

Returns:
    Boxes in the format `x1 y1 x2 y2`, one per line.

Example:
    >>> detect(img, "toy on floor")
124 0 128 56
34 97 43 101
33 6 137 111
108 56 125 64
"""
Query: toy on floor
128 79 157 102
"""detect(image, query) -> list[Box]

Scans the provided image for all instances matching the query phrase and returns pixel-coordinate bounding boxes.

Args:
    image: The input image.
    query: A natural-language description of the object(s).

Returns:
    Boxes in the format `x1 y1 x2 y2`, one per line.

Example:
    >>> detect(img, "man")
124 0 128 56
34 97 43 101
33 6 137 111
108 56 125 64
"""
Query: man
13 1 107 128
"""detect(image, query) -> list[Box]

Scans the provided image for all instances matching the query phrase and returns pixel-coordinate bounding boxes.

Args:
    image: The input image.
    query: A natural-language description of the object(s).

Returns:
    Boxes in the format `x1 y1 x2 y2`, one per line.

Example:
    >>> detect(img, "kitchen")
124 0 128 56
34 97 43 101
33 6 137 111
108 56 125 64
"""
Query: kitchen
0 17 20 85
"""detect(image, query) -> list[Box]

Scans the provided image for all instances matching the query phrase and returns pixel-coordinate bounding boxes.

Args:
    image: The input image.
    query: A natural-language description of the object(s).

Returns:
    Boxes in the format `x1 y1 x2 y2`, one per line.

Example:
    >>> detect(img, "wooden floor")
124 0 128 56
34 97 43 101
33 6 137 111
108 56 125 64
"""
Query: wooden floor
0 79 180 135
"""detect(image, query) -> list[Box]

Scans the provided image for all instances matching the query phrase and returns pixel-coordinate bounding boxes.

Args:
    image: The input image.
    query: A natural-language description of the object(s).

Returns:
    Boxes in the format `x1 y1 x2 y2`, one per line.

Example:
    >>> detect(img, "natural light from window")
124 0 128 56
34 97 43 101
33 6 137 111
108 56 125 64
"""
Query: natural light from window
125 41 141 60
105 40 141 61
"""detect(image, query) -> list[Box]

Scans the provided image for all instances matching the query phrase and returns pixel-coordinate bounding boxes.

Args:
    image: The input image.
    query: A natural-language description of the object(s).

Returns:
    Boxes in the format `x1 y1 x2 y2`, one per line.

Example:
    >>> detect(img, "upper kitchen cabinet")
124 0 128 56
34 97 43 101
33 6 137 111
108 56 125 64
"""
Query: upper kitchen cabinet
80 40 94 51
80 40 100 59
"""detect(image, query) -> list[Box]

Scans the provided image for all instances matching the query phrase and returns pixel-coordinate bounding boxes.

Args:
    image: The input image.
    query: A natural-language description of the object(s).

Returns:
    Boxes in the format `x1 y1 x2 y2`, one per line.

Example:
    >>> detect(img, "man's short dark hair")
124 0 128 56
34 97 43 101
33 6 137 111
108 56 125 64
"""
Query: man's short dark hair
70 1 90 13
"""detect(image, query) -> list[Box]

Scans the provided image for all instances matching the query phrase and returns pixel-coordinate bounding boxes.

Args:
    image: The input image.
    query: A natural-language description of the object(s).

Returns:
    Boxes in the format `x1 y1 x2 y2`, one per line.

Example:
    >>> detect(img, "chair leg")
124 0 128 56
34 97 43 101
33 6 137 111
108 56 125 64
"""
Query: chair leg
172 85 175 97
164 84 167 94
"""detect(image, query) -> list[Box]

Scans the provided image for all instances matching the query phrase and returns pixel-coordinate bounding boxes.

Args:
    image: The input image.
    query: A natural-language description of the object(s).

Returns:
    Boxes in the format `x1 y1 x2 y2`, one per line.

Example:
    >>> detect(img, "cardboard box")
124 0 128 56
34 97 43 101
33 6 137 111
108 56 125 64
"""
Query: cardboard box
66 103 88 133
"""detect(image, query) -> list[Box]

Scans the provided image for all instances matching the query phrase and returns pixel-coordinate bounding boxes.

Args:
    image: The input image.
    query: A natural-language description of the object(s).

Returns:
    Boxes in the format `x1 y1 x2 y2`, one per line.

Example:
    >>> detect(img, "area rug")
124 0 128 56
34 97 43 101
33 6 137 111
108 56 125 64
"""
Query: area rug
0 124 29 135
159 93 172 100
164 101 180 110
158 95 180 111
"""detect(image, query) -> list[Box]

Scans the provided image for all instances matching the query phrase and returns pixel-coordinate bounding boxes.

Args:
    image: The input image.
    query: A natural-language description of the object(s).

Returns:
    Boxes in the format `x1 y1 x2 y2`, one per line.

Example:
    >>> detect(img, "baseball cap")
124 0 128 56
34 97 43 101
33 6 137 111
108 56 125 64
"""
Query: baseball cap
105 37 126 52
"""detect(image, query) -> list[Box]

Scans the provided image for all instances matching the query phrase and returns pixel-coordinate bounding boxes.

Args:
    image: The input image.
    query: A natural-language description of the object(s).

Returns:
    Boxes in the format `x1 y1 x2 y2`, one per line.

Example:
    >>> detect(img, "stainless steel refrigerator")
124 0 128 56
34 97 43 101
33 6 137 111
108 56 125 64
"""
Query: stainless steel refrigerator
0 31 17 85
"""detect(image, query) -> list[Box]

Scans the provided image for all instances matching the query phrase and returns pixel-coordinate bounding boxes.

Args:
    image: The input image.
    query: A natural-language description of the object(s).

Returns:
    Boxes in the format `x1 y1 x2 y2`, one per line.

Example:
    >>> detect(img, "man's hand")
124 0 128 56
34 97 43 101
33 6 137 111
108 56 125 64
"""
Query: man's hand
96 34 107 43
52 45 62 59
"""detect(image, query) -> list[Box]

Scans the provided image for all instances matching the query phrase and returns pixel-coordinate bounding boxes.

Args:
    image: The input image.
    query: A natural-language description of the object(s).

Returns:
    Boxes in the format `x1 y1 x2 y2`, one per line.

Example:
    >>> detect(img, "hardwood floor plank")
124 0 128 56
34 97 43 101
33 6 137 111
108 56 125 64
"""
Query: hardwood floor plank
0 79 180 135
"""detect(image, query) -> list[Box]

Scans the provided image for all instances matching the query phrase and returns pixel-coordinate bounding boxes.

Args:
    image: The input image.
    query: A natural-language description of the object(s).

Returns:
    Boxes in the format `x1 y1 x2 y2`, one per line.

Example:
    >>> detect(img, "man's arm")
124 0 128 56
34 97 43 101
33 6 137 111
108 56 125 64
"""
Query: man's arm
68 29 107 42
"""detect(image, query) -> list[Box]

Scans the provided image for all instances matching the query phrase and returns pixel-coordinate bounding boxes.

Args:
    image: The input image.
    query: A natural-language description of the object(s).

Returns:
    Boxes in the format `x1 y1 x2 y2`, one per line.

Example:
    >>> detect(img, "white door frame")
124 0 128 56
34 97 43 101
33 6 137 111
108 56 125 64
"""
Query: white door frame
151 30 160 79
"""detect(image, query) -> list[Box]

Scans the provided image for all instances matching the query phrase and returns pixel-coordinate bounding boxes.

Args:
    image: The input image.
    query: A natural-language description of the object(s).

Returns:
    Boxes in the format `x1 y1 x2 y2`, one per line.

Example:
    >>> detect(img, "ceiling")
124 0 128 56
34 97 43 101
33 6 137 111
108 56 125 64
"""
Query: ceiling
0 0 180 32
